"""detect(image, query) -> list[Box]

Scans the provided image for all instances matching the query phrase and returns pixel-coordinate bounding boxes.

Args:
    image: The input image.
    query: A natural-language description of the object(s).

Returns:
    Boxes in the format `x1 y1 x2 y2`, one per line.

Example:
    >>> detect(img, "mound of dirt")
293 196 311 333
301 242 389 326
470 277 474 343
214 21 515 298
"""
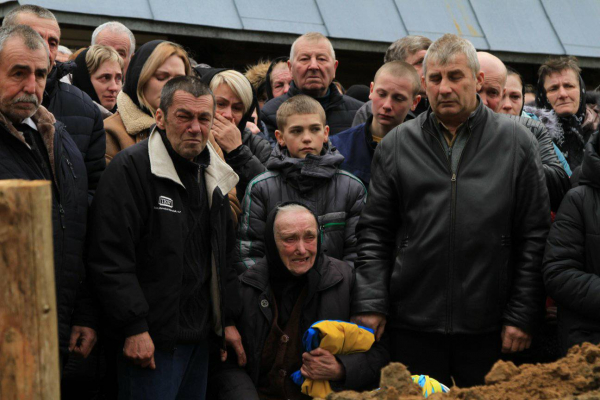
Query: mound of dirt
327 342 600 400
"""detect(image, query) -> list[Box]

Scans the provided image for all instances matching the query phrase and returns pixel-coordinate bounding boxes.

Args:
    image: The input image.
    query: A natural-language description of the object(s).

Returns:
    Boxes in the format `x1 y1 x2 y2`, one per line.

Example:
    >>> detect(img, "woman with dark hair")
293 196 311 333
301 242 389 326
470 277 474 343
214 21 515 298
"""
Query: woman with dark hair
211 203 389 399
72 44 123 118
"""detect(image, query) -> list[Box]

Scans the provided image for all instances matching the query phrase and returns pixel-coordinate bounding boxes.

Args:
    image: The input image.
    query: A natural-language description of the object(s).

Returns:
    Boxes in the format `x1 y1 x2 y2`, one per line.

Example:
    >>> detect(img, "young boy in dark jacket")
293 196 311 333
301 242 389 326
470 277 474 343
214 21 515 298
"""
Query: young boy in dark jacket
235 95 366 273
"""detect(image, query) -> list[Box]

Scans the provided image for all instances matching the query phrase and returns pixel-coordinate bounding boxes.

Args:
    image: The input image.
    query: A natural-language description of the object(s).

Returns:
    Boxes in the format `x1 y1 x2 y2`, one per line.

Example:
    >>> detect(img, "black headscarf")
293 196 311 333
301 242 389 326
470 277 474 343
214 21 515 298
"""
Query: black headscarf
122 40 164 116
264 202 323 326
195 66 261 132
265 56 289 100
536 72 587 143
71 48 101 105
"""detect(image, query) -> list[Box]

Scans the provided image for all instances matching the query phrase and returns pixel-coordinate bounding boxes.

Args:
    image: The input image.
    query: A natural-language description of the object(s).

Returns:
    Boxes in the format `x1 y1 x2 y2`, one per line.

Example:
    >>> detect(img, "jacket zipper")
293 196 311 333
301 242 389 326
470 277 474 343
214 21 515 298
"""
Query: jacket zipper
424 123 472 334
65 157 77 179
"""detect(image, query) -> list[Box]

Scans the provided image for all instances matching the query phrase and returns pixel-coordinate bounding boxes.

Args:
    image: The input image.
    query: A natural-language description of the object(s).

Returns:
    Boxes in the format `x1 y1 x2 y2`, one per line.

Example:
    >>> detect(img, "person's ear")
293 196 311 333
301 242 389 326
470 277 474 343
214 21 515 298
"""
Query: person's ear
411 95 422 111
476 71 484 92
323 125 330 142
369 82 375 101
155 108 165 130
275 129 286 147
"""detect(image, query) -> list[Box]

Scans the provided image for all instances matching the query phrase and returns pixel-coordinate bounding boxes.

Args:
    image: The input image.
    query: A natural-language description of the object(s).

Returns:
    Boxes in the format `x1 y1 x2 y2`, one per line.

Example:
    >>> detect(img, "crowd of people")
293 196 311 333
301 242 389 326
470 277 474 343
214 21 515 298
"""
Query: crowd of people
1 4 599 400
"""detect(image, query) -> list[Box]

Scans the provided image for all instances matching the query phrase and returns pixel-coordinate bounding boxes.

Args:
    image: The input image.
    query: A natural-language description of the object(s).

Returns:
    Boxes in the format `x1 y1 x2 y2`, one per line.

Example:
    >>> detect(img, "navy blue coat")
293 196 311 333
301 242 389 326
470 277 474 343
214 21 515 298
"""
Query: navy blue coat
330 122 373 186
0 107 91 353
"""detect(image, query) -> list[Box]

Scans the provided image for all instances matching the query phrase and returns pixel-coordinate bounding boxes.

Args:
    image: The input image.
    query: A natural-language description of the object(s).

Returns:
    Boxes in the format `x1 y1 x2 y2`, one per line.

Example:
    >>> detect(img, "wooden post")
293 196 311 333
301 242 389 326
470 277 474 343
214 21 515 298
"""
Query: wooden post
0 180 60 400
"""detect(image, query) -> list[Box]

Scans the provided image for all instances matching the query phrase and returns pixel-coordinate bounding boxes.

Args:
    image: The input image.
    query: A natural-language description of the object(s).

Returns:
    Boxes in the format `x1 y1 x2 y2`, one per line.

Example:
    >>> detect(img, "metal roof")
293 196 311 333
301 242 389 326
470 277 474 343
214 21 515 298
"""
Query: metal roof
3 0 600 63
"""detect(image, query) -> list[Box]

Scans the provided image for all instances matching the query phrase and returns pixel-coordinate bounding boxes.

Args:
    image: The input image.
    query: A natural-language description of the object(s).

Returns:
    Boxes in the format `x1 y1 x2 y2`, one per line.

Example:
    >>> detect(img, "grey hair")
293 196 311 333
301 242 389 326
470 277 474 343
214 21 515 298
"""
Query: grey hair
57 45 71 56
384 35 432 63
275 203 317 228
91 21 135 56
290 32 335 62
423 34 480 79
0 25 50 68
2 4 58 27
159 76 215 116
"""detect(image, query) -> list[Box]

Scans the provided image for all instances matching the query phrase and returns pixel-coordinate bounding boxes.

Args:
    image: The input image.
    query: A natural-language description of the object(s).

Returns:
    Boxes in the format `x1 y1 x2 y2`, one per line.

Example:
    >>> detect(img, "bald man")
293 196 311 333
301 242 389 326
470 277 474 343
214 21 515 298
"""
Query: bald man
477 52 508 112
477 52 570 212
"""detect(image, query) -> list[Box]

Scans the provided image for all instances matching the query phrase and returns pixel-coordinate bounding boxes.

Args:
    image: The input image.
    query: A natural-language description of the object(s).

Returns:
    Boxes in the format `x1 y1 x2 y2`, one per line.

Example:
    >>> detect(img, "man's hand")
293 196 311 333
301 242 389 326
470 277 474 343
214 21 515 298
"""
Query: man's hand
212 113 243 153
301 348 345 381
221 326 247 367
501 325 532 353
351 313 387 341
123 332 156 369
68 326 97 358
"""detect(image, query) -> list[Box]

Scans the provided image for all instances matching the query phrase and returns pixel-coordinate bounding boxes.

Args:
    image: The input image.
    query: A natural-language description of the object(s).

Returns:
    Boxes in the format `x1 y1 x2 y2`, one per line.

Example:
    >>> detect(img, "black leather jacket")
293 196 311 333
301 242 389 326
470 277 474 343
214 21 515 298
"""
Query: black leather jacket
352 100 550 335
503 114 570 211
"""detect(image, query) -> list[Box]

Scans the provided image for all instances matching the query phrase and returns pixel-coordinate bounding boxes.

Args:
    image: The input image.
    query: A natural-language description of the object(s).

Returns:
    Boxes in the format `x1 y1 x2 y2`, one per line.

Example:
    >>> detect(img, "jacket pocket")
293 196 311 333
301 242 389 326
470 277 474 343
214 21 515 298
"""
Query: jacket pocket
389 236 409 314
318 212 347 257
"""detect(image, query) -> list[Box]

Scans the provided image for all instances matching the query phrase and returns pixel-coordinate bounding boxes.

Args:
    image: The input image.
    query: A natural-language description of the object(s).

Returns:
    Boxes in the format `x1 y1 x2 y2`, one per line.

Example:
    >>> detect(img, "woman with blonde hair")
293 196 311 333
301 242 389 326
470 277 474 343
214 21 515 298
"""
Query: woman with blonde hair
72 44 124 118
197 67 271 200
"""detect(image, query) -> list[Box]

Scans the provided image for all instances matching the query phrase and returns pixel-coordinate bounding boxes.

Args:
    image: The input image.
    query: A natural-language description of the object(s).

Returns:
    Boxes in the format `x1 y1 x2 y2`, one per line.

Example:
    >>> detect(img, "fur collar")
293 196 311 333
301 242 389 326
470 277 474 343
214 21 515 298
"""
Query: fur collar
524 105 565 145
116 91 155 136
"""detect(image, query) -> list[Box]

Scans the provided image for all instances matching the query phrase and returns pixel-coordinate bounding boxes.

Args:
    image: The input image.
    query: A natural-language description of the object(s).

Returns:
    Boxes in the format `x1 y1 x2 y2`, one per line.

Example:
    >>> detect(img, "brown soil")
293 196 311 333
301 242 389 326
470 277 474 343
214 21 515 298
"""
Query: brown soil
326 342 600 400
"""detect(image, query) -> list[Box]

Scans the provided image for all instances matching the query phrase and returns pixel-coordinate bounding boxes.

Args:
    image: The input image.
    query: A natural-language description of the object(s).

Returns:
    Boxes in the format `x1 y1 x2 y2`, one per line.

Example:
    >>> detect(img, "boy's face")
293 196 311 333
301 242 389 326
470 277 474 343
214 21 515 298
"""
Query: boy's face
275 113 329 158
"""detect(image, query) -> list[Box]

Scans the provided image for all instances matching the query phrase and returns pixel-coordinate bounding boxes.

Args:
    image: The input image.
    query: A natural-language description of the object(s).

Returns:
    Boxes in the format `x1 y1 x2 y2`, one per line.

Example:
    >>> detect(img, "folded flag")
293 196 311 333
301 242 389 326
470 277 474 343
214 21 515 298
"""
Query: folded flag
411 374 450 398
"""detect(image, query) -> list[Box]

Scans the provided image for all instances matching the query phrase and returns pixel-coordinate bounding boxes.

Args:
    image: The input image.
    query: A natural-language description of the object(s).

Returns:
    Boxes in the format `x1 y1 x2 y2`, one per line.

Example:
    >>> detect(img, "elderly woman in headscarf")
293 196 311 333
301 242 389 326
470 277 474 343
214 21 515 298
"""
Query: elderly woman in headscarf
536 56 600 170
211 202 389 400
71 44 123 119
197 67 272 200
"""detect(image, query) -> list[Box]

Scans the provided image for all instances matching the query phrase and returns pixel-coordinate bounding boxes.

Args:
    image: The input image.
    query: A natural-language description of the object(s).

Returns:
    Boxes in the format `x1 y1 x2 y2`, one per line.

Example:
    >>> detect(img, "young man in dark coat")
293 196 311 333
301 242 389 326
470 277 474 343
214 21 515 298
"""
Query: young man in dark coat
87 76 243 399
261 32 363 139
543 131 600 355
0 24 95 365
236 95 366 273
3 5 106 200
351 34 550 388
212 203 389 399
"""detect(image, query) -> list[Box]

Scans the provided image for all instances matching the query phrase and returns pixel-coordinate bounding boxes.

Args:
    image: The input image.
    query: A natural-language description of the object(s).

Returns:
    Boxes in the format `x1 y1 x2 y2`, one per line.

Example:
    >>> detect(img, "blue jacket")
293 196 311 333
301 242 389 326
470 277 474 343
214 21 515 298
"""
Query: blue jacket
330 121 374 186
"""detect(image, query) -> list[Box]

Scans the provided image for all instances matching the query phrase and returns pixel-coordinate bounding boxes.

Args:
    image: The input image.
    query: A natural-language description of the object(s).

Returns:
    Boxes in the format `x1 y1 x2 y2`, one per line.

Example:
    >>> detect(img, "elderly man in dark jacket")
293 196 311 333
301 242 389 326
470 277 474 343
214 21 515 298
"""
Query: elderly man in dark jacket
87 77 243 400
543 131 600 355
3 5 106 200
351 34 550 388
0 25 95 363
212 203 389 400
261 32 363 139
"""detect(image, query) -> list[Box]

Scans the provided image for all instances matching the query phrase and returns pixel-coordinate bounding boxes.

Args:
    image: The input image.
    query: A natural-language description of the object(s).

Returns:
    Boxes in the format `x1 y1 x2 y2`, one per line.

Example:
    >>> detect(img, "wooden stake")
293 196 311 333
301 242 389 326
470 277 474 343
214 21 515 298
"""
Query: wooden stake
0 180 60 400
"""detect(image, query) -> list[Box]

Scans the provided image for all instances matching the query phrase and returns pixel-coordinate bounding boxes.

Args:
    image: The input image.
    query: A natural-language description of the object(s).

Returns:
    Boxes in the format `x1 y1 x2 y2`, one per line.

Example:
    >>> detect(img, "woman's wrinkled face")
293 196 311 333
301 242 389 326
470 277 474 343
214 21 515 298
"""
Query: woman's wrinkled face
213 83 245 126
90 60 123 110
274 210 318 276
142 54 186 112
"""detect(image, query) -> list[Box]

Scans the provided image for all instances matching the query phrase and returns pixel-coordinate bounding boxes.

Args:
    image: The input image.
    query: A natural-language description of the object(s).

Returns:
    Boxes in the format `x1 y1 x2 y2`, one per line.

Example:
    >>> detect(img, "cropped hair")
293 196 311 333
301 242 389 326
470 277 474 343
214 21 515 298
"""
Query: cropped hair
86 44 124 76
538 56 581 82
0 25 50 69
91 21 136 56
276 94 326 131
290 32 335 62
2 5 58 28
137 41 191 116
159 75 215 116
384 35 432 63
374 61 421 97
209 69 253 115
423 34 479 79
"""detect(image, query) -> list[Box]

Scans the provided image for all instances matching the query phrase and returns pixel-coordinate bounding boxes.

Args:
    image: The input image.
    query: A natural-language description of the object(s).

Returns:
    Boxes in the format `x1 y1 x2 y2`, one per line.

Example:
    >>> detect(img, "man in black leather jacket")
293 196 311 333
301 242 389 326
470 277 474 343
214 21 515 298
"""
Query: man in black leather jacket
477 51 570 211
351 34 550 388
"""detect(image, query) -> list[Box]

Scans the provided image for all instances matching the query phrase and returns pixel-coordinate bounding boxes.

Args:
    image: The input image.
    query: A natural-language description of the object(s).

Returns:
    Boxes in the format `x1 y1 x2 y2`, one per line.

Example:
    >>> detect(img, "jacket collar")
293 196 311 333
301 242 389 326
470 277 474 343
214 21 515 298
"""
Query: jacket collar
241 256 344 294
423 94 487 132
287 81 345 111
147 127 239 206
116 91 156 136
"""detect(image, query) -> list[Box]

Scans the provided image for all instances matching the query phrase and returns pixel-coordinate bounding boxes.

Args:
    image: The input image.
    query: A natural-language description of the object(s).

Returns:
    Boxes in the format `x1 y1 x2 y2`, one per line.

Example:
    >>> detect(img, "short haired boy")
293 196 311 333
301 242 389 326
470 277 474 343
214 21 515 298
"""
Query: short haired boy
331 61 421 185
235 95 367 272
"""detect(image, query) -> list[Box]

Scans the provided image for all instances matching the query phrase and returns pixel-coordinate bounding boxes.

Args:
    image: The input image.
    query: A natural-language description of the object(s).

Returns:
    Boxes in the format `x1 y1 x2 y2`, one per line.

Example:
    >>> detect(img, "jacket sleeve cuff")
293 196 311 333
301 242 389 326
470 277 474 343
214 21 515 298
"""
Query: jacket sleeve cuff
331 354 359 391
122 319 149 338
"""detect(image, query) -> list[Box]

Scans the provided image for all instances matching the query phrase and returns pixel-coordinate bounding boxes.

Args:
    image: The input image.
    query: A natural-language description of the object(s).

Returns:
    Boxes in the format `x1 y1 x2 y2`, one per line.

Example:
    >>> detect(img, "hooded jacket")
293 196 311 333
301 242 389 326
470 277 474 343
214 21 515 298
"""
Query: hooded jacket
352 100 550 335
43 61 106 200
261 81 363 138
104 43 243 222
536 73 600 169
0 106 92 353
87 128 240 350
543 131 600 355
235 143 367 273
197 67 271 200
215 205 388 398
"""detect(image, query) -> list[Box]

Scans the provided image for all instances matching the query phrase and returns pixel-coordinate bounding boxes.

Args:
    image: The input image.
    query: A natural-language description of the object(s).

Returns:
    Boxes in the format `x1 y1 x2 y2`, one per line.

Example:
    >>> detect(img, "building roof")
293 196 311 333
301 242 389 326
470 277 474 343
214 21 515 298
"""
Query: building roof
2 0 599 66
